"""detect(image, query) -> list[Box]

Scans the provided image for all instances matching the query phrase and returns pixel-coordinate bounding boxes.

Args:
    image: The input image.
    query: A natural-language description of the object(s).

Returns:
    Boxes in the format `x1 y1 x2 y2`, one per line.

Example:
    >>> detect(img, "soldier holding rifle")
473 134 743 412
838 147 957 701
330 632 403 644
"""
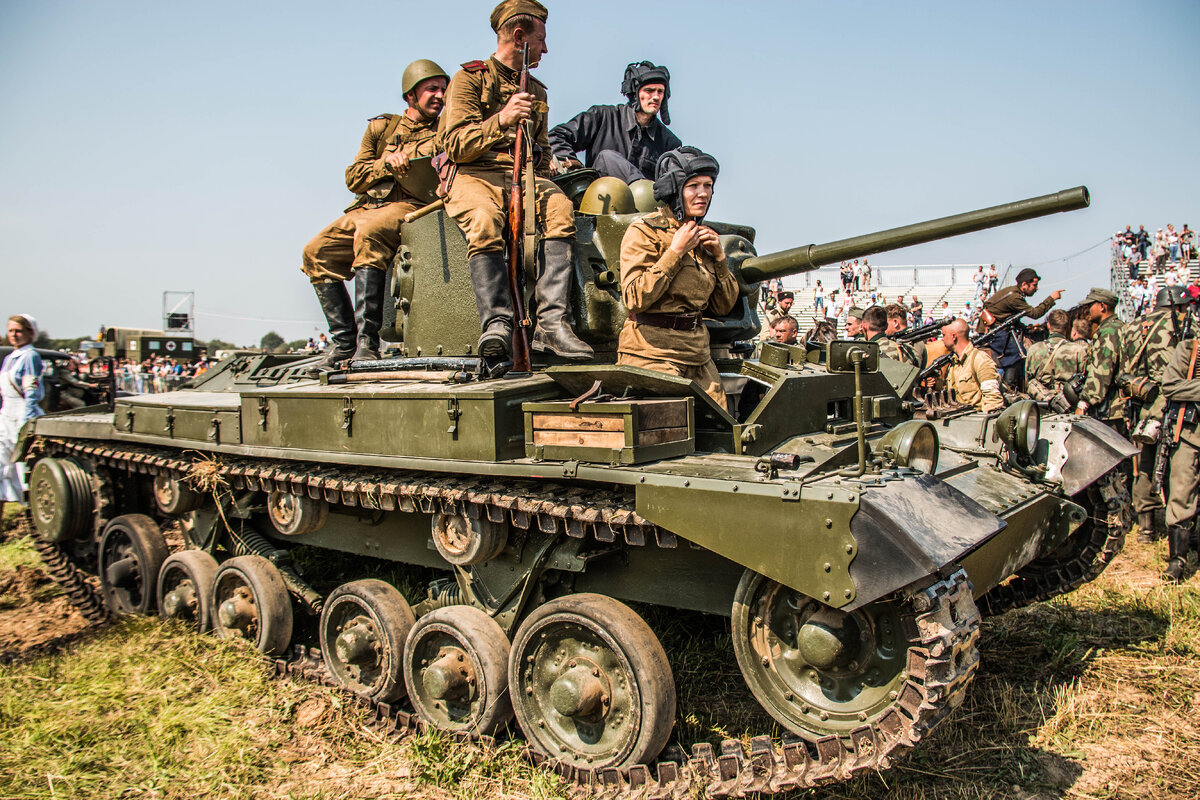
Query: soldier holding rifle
1157 333 1200 582
940 318 1004 412
436 0 592 369
980 268 1063 386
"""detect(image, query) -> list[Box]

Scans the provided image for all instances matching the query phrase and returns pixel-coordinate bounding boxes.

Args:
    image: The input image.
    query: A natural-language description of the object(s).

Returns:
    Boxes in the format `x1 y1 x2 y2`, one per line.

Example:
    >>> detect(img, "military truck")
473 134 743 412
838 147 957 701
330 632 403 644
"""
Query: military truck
16 182 1136 794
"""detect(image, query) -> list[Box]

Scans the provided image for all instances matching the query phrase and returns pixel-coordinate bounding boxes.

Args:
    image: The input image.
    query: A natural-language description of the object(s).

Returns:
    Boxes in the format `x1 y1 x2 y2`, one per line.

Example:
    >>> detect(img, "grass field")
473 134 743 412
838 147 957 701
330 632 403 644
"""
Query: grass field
0 518 1196 799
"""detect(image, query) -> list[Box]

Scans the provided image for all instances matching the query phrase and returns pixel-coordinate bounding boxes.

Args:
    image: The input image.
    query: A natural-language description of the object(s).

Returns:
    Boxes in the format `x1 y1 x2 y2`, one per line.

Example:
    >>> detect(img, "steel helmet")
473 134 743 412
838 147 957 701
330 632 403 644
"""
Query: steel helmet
579 177 636 216
628 179 657 213
402 59 449 96
1156 286 1192 309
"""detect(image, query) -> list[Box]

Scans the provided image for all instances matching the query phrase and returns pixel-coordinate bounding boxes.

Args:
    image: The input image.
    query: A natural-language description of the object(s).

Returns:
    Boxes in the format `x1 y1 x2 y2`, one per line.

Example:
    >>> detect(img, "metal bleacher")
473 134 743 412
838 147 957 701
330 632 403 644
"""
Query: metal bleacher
1111 253 1199 322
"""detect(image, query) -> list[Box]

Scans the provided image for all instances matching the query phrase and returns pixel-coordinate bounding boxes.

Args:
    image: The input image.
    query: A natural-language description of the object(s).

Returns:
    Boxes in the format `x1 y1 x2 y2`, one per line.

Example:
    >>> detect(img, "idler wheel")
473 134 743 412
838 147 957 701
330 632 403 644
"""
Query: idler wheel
403 605 512 735
29 457 94 543
508 594 675 770
267 491 328 536
431 513 507 566
319 579 415 703
157 550 219 630
98 514 169 616
210 555 293 655
153 473 200 516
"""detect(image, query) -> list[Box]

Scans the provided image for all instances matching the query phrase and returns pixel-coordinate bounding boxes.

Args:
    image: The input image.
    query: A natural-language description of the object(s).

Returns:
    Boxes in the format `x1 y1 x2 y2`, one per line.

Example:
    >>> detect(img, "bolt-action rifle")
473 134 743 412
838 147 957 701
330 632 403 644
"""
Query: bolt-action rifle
506 43 536 372
896 317 954 344
918 312 1029 381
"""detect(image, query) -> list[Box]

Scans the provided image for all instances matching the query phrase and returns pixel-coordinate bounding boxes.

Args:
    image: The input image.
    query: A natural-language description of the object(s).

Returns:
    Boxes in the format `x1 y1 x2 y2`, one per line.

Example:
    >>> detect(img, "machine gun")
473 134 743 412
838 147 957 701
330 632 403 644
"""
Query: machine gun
896 317 954 344
917 312 1030 382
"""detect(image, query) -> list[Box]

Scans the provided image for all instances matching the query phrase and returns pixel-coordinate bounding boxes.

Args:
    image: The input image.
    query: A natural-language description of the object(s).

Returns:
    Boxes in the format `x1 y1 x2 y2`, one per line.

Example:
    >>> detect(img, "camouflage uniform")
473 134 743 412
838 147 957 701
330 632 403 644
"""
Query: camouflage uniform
1122 310 1181 525
1077 314 1128 424
1024 333 1088 404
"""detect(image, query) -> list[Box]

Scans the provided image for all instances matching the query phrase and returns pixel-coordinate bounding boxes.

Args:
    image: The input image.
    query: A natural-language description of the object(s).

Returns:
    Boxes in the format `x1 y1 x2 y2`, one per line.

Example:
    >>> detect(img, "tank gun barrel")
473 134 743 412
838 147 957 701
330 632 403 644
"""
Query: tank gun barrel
738 186 1090 284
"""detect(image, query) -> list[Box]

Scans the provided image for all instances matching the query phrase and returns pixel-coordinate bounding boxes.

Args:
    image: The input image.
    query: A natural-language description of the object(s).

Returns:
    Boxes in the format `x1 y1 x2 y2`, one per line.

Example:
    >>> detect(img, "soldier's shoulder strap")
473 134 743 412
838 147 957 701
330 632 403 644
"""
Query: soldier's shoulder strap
367 114 403 159
1127 313 1170 368
460 60 488 72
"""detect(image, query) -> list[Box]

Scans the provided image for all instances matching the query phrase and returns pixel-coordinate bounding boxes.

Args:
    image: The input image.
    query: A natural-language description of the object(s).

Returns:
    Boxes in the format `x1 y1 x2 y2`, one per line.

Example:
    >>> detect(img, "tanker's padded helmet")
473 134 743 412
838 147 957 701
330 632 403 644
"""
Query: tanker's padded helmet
653 146 719 222
402 59 449 96
621 61 671 124
629 179 657 213
580 177 636 216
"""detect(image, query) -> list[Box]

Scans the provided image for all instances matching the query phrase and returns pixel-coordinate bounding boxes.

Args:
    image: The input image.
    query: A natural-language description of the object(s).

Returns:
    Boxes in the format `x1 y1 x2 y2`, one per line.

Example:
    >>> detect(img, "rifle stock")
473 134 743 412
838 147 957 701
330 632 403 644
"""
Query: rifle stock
506 43 533 372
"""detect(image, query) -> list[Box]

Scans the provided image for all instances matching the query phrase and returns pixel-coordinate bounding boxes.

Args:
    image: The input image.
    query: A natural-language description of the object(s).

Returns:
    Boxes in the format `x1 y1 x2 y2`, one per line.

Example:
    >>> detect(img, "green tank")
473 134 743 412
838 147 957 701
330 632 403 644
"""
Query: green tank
15 183 1137 795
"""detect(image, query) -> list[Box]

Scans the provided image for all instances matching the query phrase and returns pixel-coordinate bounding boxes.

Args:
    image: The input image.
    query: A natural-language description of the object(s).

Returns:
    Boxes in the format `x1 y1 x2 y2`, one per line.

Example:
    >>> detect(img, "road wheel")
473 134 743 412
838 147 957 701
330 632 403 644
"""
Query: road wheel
157 550 219 630
320 579 415 702
210 555 293 655
509 594 675 769
404 605 513 735
153 473 200 515
98 514 169 616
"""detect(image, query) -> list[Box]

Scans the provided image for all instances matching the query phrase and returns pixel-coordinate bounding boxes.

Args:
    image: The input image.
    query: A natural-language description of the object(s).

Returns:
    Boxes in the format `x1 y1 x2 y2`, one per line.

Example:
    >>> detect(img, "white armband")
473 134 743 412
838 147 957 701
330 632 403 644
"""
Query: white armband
980 379 1000 394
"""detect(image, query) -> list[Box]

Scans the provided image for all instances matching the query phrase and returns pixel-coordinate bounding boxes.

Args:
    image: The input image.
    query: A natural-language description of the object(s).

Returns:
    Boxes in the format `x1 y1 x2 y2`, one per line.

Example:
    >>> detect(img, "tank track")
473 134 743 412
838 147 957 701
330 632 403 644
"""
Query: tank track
19 514 110 624
32 437 982 796
981 470 1131 615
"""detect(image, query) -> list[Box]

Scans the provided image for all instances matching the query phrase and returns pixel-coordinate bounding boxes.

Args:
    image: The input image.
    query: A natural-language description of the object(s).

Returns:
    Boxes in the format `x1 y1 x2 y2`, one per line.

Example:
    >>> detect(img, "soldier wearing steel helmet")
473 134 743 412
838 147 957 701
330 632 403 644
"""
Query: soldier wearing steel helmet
303 59 448 371
1123 285 1194 542
550 61 682 183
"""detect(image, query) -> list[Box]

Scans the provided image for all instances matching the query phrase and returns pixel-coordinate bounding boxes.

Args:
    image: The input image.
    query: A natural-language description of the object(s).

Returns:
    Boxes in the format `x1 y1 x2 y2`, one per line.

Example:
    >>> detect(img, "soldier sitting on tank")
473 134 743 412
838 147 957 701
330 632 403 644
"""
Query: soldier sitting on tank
549 61 681 186
941 318 1004 412
862 306 907 362
436 0 593 363
617 146 738 410
770 315 799 345
979 268 1063 387
1023 309 1087 413
844 307 866 339
302 59 449 372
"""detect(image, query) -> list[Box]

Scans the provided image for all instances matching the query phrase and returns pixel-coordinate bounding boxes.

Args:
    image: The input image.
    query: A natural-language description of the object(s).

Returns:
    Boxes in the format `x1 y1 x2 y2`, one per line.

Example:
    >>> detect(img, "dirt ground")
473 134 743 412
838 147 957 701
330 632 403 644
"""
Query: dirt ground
0 564 93 663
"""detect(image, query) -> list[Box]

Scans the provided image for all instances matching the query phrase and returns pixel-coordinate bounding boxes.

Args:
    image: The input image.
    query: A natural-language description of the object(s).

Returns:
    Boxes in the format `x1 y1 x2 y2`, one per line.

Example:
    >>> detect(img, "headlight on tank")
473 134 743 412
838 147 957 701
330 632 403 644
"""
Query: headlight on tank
876 420 939 474
996 399 1040 457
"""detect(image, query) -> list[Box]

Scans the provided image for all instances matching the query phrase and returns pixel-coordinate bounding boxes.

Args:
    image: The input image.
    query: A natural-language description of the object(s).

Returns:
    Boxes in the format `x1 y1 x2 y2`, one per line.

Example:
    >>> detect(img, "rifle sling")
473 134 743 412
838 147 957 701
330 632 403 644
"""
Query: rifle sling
1173 339 1200 443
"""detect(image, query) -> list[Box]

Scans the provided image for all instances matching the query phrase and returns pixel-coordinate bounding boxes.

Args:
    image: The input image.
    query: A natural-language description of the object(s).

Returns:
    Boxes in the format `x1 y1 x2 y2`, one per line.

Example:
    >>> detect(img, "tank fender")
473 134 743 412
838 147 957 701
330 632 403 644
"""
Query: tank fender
1039 415 1139 496
843 474 1005 612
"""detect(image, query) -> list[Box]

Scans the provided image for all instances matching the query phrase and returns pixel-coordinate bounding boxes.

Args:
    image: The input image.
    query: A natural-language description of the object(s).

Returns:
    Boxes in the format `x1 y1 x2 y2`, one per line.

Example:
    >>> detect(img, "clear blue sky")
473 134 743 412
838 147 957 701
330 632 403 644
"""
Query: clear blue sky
2 0 1196 345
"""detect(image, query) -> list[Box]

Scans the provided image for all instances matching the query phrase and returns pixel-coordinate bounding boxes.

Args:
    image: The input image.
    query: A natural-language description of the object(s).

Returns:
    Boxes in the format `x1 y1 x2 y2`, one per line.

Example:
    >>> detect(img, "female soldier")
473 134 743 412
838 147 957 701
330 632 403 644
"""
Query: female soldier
617 147 739 409
1 314 45 519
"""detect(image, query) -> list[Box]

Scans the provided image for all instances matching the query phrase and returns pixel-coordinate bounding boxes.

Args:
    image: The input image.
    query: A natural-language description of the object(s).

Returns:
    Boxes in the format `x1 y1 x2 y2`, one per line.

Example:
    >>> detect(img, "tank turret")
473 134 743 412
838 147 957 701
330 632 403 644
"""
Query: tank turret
383 185 1090 354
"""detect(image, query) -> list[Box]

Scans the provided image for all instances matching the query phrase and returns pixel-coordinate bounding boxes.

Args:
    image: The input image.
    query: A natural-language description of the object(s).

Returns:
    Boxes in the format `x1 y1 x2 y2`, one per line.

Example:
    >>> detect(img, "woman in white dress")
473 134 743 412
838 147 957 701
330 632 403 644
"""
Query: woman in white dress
1 314 45 520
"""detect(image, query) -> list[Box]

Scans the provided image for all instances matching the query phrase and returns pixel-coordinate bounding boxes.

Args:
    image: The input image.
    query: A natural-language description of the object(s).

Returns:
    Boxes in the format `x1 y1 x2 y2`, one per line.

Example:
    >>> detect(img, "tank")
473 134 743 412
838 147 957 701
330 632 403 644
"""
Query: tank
15 183 1137 795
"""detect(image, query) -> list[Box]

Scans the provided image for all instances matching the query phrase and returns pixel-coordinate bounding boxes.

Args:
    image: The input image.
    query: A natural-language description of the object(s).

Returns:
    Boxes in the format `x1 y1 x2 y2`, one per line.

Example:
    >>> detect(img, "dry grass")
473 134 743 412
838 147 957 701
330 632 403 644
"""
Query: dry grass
0 533 1196 799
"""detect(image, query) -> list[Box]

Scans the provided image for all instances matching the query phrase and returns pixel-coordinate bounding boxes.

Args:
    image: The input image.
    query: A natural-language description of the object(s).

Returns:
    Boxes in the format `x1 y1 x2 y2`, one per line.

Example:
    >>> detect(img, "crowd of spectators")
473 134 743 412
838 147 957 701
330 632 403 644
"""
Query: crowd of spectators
78 355 215 394
1114 224 1194 279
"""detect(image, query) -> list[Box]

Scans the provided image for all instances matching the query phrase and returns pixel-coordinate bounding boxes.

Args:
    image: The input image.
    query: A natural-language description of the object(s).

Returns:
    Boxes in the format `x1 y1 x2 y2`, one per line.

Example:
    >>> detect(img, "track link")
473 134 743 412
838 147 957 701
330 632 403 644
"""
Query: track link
21 514 109 624
31 438 982 797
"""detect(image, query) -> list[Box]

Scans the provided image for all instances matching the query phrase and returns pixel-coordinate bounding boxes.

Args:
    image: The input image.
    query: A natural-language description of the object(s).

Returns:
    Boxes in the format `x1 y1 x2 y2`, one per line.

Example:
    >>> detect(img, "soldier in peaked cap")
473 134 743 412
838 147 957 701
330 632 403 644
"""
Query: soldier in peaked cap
436 0 593 364
303 58 448 372
549 61 682 183
981 267 1064 386
617 147 739 410
1075 287 1128 426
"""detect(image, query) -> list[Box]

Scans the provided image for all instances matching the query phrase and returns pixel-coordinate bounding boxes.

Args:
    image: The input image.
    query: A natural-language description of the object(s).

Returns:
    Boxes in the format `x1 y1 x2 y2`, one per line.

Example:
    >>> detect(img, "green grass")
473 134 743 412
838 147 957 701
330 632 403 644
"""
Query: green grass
0 535 1196 799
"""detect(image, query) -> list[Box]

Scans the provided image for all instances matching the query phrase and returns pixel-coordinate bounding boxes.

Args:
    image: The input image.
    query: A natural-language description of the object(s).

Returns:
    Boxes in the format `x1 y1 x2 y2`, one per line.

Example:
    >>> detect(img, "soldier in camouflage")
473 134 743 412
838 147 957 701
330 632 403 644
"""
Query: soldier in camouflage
1074 288 1127 427
1024 309 1087 412
1123 286 1192 541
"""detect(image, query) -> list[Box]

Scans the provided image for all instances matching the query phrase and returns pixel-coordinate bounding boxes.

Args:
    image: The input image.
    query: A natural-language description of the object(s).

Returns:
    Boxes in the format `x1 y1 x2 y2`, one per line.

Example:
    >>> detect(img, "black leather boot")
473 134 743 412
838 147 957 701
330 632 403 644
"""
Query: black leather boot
1163 524 1190 583
531 239 594 359
1137 511 1161 543
308 281 357 374
351 268 386 363
469 252 514 358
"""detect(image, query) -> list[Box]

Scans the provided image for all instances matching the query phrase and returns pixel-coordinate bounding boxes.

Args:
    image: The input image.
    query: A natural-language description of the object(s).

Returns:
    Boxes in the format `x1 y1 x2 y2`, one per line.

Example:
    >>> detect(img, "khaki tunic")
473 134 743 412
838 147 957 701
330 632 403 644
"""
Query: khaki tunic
947 343 1004 412
617 208 739 409
437 58 573 258
302 114 438 283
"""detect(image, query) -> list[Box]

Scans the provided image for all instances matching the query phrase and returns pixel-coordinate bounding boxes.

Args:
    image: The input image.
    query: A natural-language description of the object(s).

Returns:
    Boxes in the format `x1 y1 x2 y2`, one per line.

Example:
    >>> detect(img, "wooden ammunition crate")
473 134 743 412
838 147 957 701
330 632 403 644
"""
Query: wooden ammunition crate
523 398 694 465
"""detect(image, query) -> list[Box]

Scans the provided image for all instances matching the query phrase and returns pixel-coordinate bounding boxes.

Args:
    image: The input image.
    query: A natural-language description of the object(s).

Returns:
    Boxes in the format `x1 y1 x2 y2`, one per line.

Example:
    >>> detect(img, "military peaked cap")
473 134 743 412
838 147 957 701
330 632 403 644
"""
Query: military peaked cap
1082 287 1118 308
490 0 548 32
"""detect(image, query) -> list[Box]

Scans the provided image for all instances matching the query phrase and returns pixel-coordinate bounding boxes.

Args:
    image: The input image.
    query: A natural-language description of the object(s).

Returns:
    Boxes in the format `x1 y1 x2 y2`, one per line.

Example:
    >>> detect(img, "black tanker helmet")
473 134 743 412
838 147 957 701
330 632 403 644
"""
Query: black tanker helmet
621 61 671 124
653 146 719 222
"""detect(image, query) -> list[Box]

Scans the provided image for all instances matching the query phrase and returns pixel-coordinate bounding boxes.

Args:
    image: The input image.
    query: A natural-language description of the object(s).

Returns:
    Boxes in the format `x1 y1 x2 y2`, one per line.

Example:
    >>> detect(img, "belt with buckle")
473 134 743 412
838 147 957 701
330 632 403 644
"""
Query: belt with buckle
629 312 703 331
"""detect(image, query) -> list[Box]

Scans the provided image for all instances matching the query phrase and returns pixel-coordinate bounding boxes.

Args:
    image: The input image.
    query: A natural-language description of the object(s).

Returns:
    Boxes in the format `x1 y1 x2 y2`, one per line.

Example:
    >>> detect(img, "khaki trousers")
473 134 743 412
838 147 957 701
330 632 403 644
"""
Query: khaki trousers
617 352 728 411
444 167 574 259
1166 438 1200 527
1132 442 1164 513
302 201 418 283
